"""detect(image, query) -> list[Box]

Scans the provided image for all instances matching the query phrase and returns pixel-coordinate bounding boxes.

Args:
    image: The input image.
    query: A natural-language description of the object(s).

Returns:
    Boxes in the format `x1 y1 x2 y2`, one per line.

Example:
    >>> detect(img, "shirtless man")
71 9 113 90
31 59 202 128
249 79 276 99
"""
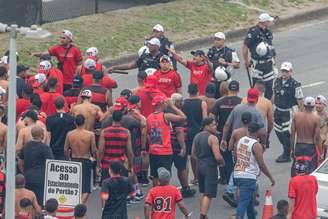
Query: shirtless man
291 96 321 176
64 114 97 203
16 110 49 152
0 106 7 154
71 89 103 131
15 174 42 217
315 95 328 160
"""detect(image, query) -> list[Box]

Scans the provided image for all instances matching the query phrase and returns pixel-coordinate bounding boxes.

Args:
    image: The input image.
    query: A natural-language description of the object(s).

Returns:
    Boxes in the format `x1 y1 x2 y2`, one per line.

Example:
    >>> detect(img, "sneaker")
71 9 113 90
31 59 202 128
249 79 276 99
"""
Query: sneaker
275 154 291 163
135 192 145 201
127 196 139 204
140 178 150 187
222 192 237 208
181 188 196 198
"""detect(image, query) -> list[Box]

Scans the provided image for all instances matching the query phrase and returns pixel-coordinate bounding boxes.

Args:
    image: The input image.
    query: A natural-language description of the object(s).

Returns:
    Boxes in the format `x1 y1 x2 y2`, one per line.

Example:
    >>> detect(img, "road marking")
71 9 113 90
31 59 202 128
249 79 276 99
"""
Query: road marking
301 81 326 88
43 0 54 2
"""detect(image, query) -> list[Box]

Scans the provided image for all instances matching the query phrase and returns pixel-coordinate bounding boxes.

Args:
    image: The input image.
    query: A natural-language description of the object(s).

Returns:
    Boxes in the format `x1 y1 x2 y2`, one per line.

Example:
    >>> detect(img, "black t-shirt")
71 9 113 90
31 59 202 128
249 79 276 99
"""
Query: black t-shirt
19 140 54 184
182 98 203 141
211 96 242 132
16 77 27 99
46 112 75 157
101 176 134 218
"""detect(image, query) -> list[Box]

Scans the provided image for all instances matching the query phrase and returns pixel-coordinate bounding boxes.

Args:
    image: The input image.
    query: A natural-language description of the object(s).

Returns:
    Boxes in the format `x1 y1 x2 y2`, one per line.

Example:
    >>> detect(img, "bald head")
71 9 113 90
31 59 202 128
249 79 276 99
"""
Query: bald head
31 125 44 141
16 174 25 188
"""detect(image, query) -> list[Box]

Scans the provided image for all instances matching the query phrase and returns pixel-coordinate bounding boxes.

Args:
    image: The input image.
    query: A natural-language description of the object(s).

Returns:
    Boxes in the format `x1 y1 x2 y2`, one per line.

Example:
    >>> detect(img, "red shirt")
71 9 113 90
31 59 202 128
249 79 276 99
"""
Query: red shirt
40 92 67 116
48 44 82 85
82 73 117 90
48 68 64 94
147 112 172 155
288 175 318 219
186 61 211 95
135 87 165 118
154 70 182 97
16 99 30 121
145 185 183 219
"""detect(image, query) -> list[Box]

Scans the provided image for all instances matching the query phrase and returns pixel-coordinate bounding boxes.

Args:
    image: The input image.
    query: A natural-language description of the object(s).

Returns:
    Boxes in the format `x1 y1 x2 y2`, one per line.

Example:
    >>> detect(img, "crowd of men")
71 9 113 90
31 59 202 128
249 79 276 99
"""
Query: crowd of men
0 11 324 219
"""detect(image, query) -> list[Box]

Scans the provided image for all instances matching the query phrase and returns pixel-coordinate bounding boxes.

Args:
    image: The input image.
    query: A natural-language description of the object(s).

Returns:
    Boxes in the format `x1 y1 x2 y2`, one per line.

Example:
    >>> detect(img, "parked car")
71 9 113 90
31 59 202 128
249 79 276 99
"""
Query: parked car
0 0 41 26
311 158 328 218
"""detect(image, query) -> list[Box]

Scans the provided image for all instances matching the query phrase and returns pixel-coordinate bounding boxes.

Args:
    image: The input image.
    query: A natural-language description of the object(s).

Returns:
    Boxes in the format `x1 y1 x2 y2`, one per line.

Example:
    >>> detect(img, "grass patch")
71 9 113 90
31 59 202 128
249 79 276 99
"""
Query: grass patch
0 0 326 68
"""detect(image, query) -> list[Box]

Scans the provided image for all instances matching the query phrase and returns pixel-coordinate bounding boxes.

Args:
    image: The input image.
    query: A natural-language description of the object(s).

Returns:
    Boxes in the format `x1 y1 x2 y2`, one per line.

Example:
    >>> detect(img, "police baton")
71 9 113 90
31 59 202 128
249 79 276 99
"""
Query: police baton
110 70 129 75
245 65 253 88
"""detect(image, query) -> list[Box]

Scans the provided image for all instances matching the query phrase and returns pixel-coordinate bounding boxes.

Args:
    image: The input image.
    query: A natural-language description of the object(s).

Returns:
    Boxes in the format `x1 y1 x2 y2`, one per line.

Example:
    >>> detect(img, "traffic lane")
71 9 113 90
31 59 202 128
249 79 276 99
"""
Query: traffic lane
89 19 328 218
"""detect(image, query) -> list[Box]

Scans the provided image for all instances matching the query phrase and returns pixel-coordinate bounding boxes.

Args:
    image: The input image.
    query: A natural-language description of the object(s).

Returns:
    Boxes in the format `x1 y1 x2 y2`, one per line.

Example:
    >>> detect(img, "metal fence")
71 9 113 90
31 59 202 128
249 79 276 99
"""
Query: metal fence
0 0 173 26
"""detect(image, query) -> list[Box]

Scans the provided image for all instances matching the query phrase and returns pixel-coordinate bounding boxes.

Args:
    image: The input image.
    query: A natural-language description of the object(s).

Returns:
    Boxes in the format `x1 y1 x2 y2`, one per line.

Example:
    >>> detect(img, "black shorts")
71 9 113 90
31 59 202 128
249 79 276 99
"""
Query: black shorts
197 164 218 198
149 154 172 178
72 158 92 194
172 152 187 171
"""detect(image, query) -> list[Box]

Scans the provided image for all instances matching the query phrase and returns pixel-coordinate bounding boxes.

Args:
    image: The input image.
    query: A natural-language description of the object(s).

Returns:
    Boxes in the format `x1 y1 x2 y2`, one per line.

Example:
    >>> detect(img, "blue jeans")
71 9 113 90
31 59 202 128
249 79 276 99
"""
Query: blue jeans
234 178 257 219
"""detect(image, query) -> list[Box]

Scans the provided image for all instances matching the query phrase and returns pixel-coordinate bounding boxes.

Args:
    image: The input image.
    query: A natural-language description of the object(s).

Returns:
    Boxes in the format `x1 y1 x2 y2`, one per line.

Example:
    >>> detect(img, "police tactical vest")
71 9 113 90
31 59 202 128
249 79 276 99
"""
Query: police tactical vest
247 26 274 60
273 77 300 109
207 46 233 70
137 52 163 71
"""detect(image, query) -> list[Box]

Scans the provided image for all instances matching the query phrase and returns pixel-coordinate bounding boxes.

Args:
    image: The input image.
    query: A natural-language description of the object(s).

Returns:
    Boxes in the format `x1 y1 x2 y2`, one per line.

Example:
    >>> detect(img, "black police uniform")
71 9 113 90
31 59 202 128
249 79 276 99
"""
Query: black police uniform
207 46 235 99
244 25 276 99
158 36 177 70
136 51 163 72
273 76 303 161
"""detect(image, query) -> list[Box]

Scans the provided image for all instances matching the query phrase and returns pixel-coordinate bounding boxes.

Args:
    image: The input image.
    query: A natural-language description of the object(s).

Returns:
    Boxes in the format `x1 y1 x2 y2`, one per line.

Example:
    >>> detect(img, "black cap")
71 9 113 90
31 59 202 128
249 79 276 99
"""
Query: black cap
294 160 310 174
120 89 132 99
241 112 252 124
40 54 52 61
128 95 140 104
248 122 264 133
191 50 205 57
228 80 239 91
17 64 29 74
73 75 83 85
93 71 104 80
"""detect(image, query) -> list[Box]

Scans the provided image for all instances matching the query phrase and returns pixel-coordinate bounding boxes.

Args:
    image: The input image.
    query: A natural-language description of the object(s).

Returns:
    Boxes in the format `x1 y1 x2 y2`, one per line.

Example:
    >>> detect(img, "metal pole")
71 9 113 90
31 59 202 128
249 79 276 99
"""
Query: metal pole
95 0 99 14
5 25 17 219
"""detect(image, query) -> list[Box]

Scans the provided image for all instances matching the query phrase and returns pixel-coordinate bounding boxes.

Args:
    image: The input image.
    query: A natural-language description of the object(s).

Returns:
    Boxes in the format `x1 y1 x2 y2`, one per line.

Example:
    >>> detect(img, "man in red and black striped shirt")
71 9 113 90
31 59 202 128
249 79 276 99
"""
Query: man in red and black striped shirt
98 110 134 182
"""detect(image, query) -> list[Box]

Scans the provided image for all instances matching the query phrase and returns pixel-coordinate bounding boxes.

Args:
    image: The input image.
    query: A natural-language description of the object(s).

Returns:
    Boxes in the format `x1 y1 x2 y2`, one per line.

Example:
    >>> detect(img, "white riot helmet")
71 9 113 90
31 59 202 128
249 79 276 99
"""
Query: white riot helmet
138 46 149 57
256 42 268 57
144 68 157 76
214 66 230 81
86 47 99 57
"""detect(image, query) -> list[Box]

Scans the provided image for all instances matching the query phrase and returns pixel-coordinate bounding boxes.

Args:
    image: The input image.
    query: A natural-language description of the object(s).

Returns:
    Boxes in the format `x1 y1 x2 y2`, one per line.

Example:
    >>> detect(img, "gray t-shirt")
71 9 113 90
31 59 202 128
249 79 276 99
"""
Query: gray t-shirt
227 103 264 130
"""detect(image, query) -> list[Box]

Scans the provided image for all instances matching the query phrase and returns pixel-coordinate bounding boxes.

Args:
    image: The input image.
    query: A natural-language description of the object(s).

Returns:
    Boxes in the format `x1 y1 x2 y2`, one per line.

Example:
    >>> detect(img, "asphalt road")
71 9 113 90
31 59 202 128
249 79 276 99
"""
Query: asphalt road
86 18 328 218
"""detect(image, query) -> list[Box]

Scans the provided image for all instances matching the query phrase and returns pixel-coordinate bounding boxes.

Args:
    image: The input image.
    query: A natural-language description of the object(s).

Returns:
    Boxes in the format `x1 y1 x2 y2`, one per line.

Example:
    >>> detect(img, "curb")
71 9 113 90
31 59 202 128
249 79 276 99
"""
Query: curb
103 5 328 66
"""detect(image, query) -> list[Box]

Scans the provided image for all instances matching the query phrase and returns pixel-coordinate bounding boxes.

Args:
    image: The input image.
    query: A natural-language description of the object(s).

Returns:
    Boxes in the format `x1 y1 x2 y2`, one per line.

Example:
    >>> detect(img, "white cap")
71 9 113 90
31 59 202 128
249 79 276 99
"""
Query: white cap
280 62 293 71
34 73 47 83
258 13 274 22
86 47 99 57
84 58 96 70
214 32 226 40
304 96 315 107
39 60 52 71
153 24 164 32
316 95 327 106
62 30 73 41
81 89 92 98
0 86 6 95
148 38 161 47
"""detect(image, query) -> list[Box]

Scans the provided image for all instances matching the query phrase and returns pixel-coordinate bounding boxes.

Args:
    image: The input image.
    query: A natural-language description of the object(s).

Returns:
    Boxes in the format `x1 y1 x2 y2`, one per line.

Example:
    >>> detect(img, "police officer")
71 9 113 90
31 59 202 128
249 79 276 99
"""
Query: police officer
149 24 177 70
107 38 163 73
273 62 303 163
207 32 240 99
243 13 276 100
